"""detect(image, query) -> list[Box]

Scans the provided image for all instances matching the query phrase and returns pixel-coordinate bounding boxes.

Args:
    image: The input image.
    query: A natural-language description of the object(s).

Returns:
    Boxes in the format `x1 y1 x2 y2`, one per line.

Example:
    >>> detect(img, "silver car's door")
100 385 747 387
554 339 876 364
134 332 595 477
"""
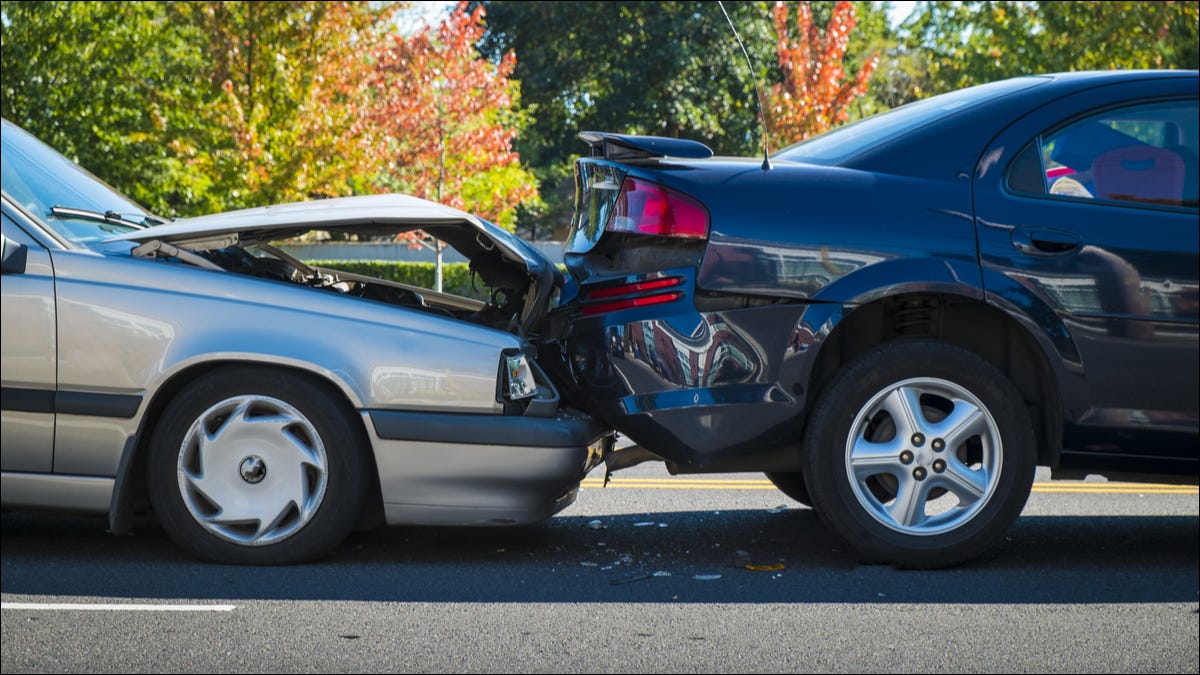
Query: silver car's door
1 209 56 472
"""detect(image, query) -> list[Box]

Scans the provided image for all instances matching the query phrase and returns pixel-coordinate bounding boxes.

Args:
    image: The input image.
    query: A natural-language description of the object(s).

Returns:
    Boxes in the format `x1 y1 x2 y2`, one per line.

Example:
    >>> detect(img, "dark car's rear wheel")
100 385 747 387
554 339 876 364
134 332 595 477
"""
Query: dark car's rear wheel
148 367 368 564
802 340 1035 568
765 471 812 507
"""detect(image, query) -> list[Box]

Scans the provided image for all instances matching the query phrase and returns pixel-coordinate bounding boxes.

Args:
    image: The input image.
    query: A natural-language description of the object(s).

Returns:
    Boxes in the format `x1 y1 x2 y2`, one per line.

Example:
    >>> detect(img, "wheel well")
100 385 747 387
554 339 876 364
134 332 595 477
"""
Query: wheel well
807 293 1062 467
121 361 384 530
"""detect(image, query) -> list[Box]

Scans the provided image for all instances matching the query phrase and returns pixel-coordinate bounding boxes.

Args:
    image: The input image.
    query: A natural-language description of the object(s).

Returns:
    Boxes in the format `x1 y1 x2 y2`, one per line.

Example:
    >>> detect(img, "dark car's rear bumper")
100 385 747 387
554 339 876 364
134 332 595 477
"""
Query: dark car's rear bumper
364 408 613 526
547 268 833 472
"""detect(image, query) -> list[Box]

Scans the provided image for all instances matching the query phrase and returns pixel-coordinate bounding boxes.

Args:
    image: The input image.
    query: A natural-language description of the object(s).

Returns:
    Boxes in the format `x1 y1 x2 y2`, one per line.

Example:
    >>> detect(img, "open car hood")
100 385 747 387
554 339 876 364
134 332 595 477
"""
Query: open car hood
110 194 560 335
110 193 553 282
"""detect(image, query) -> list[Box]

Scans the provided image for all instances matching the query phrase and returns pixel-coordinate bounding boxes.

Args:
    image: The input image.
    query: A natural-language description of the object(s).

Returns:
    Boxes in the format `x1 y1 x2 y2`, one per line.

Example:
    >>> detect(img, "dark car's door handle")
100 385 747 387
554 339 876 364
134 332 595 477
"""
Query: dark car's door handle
1010 227 1082 256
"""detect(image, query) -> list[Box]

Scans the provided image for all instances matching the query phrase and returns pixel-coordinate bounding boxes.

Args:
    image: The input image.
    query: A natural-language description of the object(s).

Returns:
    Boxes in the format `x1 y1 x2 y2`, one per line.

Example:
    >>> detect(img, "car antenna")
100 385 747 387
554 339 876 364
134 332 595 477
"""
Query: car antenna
717 0 772 171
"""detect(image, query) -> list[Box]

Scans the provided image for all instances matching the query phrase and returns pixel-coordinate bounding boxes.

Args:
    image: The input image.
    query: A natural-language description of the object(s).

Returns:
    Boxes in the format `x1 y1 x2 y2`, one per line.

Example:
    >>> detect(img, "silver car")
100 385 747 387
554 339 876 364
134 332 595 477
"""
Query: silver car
0 118 613 564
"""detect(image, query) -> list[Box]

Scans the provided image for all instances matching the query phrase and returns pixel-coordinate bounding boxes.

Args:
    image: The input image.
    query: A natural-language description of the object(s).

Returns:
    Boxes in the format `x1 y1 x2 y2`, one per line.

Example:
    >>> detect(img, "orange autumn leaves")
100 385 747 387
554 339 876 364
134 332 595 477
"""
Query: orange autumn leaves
765 1 878 148
200 1 537 231
366 3 538 230
198 0 871 229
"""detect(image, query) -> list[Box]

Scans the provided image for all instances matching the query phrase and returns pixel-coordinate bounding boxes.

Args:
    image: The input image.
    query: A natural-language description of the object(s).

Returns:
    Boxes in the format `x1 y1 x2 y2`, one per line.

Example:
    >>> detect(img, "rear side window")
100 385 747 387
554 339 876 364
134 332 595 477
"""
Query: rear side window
1008 100 1199 209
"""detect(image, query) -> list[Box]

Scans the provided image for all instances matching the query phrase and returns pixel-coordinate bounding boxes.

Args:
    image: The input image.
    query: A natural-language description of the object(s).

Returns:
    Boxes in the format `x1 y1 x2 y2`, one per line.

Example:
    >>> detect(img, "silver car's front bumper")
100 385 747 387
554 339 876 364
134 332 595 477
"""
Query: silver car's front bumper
363 409 613 526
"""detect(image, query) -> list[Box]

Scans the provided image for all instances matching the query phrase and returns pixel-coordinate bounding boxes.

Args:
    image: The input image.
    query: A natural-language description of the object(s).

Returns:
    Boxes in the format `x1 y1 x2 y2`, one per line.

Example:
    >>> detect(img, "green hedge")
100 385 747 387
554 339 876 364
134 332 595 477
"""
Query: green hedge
307 260 488 300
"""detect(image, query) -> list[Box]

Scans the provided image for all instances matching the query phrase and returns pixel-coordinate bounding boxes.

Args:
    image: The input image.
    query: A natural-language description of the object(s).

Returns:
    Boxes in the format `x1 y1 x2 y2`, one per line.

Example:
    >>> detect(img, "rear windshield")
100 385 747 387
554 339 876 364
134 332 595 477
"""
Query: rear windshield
774 76 1050 166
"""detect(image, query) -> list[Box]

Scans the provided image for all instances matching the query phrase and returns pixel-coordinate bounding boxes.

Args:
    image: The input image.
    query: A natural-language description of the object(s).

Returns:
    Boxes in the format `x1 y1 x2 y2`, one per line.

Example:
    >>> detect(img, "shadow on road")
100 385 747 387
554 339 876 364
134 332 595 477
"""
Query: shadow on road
3 508 1196 605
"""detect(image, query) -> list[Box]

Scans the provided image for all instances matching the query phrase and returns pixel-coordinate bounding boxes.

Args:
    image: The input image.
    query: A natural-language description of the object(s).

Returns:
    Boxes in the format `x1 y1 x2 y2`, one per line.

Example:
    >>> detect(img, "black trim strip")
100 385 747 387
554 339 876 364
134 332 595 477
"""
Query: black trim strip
57 391 142 419
0 387 54 414
0 387 142 419
369 410 609 448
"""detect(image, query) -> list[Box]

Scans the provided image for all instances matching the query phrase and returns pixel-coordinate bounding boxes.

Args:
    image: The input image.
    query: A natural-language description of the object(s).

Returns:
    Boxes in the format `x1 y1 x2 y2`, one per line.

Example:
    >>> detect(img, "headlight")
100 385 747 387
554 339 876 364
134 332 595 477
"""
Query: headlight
505 353 537 400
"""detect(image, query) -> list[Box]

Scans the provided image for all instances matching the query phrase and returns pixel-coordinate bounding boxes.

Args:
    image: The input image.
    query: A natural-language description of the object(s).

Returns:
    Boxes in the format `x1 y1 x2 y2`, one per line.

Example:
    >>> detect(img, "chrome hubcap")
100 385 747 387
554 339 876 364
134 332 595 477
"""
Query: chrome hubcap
845 377 1002 536
177 395 328 546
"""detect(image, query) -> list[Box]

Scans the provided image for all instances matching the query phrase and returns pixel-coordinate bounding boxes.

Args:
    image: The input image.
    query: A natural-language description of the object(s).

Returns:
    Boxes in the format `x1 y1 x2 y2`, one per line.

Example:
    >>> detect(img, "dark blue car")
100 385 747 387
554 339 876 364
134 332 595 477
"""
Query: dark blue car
544 70 1199 568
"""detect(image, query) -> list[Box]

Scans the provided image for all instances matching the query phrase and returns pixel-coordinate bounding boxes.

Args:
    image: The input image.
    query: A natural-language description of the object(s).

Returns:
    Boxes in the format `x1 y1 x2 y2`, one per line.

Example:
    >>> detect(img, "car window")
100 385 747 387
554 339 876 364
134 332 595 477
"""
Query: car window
774 76 1049 166
1008 100 1199 210
1 119 151 245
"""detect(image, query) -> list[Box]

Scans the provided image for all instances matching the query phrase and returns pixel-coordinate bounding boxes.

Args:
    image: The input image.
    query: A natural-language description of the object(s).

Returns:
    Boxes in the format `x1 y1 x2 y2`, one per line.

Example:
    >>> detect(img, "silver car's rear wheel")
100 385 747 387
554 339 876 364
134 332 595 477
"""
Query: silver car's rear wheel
149 367 367 564
177 395 329 547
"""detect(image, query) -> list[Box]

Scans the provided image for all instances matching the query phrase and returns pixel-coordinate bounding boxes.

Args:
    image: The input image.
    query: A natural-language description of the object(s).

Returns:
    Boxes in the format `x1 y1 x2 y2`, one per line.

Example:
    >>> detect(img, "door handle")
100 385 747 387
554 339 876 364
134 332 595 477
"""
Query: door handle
1011 227 1082 256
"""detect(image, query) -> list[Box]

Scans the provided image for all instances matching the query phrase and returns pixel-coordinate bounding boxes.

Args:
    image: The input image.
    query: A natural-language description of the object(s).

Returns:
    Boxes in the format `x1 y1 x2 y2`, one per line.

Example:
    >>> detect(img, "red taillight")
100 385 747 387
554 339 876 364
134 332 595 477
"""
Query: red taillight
586 276 683 300
580 275 686 315
581 292 683 316
605 177 708 239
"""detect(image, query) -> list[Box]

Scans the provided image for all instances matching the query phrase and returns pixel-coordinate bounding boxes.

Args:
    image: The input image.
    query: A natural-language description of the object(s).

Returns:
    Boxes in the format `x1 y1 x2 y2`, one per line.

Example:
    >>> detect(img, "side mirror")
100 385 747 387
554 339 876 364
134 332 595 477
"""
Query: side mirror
1 233 28 274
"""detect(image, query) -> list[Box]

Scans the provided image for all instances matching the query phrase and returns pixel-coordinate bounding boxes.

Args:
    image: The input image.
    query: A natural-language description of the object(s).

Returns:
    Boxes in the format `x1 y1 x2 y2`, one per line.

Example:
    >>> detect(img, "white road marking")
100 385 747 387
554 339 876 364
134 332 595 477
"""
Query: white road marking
1 602 235 612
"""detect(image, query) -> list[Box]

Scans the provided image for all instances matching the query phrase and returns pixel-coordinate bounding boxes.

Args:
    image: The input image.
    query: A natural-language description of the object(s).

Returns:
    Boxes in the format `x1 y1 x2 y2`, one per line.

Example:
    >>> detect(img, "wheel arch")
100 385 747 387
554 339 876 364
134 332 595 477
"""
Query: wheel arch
108 359 383 536
802 289 1065 470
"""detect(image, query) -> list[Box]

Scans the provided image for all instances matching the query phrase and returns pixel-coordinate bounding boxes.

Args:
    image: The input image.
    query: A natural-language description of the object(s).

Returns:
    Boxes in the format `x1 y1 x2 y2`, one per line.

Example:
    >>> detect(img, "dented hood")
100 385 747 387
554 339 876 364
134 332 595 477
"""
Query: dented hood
110 193 554 282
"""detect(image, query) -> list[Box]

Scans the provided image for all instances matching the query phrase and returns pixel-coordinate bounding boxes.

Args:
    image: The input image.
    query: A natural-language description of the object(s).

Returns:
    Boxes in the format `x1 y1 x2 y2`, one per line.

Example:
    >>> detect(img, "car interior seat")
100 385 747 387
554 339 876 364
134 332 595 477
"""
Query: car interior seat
1161 122 1200 208
1091 144 1187 206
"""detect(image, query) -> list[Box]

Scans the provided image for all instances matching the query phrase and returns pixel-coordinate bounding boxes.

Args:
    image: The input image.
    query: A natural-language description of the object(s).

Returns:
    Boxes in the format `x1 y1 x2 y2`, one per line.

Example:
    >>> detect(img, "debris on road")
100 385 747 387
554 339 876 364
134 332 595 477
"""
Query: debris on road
610 572 652 586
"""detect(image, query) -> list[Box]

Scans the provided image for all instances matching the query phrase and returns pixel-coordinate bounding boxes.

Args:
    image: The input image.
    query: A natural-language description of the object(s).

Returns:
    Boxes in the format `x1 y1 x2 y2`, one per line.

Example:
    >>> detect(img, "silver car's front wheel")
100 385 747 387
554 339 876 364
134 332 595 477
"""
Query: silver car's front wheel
177 395 329 547
802 340 1035 569
149 367 367 565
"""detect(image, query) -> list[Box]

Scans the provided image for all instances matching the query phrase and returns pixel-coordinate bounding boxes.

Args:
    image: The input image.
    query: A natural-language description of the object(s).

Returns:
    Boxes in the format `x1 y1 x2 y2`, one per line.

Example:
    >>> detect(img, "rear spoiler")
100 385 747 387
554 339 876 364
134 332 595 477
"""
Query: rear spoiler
578 131 714 161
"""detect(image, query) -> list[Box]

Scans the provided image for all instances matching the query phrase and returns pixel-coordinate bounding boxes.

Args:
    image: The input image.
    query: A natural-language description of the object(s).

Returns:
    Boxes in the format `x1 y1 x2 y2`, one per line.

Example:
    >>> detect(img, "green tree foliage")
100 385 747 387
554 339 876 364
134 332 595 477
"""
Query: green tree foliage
5 0 1196 236
473 0 778 236
168 1 401 211
1 0 538 228
1 1 213 215
365 3 539 230
476 1 776 160
1 1 400 216
473 1 893 237
904 1 1200 94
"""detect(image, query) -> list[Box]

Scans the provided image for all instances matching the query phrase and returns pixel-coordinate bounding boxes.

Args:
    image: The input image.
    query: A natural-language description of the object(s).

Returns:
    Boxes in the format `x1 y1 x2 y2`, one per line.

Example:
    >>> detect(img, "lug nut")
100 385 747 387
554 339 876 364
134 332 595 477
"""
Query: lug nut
913 466 927 481
911 433 925 446
932 459 946 473
932 438 945 452
899 450 914 465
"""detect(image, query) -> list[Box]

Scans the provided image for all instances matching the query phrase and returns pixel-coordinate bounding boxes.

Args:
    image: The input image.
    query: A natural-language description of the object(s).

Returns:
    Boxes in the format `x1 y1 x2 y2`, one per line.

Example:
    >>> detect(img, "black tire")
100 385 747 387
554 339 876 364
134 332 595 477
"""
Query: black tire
801 340 1036 568
765 471 813 507
147 367 369 564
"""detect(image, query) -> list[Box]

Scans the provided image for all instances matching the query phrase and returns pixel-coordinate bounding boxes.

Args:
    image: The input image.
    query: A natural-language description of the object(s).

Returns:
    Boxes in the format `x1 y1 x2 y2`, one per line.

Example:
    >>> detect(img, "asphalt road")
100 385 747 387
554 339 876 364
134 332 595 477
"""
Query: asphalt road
2 464 1197 673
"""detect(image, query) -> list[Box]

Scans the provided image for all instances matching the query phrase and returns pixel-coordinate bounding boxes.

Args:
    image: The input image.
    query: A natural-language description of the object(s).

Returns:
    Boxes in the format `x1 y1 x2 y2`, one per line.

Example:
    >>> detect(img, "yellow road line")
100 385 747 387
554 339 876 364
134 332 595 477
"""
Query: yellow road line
579 478 1198 494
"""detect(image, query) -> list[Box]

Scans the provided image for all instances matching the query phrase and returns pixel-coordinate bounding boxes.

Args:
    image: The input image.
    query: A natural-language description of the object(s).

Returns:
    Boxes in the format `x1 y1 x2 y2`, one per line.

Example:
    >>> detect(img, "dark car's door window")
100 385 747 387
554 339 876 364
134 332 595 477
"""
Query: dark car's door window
1008 100 1199 210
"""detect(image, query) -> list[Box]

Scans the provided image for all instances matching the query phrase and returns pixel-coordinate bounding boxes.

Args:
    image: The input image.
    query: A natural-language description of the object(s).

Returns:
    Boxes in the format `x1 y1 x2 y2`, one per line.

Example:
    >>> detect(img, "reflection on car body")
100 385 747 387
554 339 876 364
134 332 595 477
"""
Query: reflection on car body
543 70 1199 568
